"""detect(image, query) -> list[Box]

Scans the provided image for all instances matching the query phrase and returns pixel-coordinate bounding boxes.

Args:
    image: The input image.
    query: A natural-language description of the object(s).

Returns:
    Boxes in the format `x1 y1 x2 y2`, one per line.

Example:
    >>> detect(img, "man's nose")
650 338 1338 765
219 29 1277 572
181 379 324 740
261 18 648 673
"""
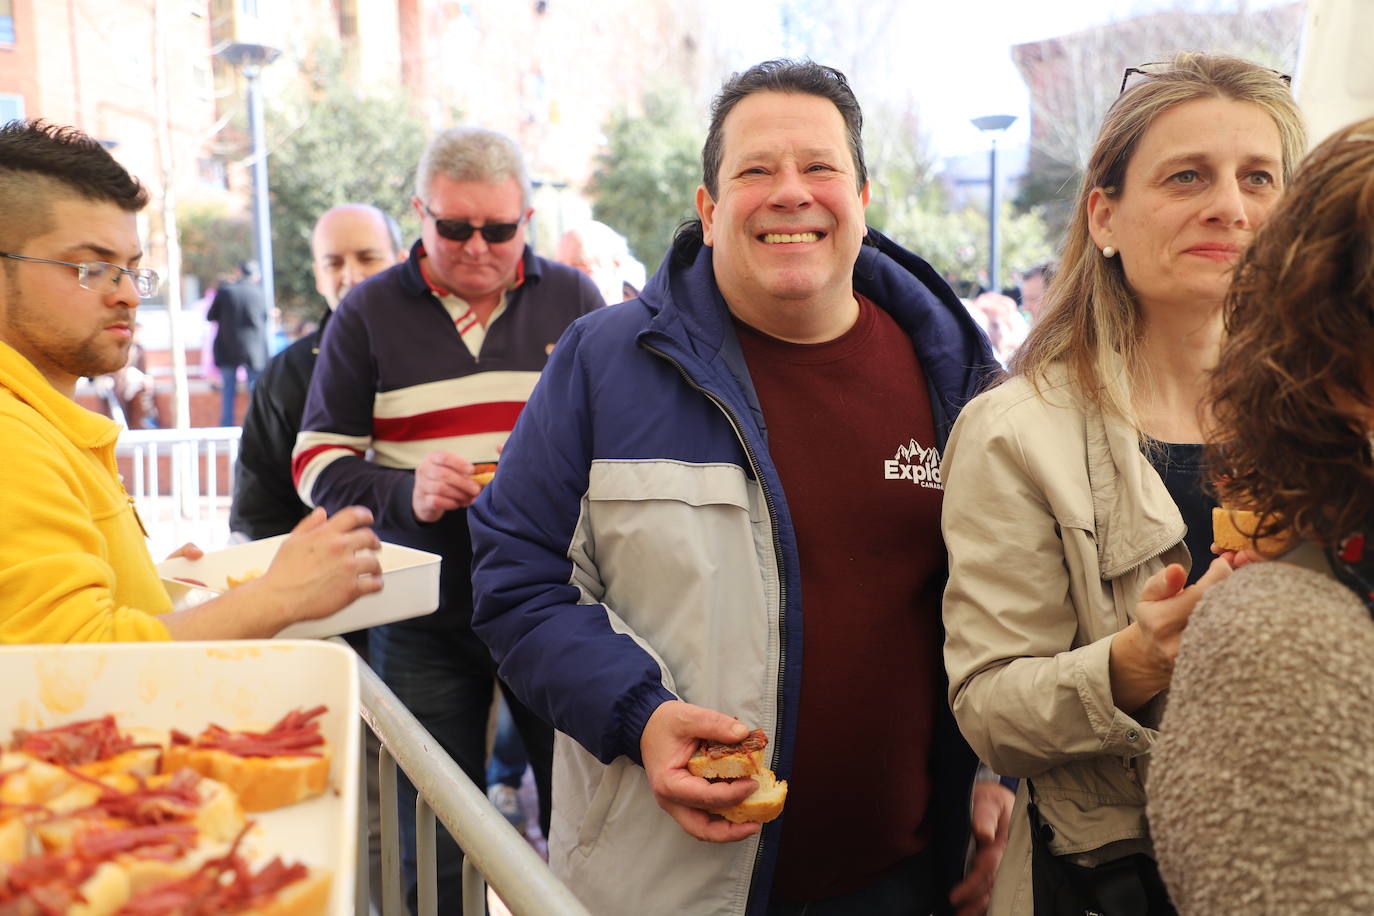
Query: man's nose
768 167 812 209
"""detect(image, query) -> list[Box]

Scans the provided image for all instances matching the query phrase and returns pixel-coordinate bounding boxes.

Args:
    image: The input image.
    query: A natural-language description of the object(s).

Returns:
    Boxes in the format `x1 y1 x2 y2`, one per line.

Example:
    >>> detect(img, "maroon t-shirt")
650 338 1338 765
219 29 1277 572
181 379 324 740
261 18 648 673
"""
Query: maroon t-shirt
735 294 945 902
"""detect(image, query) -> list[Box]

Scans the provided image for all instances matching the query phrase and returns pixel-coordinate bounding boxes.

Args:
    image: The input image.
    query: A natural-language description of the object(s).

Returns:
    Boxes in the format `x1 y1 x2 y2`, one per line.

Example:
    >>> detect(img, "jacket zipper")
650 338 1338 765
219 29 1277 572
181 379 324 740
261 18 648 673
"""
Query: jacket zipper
643 342 786 908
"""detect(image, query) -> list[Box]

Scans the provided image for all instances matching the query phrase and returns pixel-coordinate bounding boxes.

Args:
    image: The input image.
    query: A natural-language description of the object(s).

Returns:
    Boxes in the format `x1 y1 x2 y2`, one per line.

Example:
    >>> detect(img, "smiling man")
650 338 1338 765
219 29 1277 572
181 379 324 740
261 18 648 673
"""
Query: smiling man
292 126 603 912
469 60 1009 916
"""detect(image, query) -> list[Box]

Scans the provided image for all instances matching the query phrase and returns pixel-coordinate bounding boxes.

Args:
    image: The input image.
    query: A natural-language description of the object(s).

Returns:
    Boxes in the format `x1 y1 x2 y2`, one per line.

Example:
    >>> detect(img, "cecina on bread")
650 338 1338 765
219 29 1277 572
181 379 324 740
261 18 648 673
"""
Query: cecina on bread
687 745 788 824
1212 507 1294 556
162 746 330 813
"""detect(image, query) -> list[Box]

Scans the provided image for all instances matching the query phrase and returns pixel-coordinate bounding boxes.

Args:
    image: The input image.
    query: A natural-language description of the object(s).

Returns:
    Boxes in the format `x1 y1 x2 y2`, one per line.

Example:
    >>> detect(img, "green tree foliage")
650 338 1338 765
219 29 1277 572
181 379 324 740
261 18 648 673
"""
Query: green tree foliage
865 111 1053 294
265 67 428 323
589 88 701 273
178 201 253 295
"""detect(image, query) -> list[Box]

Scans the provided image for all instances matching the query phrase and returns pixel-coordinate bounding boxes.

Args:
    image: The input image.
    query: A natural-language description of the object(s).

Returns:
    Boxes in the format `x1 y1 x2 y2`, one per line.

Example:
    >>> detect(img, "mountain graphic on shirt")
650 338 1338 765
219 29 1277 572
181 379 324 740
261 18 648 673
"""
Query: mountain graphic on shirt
884 438 942 490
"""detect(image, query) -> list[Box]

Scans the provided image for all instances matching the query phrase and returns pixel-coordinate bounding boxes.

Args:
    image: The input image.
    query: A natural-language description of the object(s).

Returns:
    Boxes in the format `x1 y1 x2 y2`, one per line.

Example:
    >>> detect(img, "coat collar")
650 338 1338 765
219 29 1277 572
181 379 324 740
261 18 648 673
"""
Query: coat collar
0 340 120 450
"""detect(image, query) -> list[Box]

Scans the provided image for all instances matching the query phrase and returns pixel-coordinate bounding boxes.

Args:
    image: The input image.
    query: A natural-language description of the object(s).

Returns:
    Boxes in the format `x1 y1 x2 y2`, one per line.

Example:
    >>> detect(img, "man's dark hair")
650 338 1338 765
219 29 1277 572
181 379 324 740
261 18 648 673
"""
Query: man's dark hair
675 60 868 263
0 119 148 251
701 59 867 199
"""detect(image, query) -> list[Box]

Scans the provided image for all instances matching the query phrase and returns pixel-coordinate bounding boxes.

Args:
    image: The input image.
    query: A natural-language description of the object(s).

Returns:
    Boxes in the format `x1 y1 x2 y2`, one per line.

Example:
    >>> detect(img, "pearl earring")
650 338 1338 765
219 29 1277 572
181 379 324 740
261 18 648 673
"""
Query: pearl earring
1102 246 1117 258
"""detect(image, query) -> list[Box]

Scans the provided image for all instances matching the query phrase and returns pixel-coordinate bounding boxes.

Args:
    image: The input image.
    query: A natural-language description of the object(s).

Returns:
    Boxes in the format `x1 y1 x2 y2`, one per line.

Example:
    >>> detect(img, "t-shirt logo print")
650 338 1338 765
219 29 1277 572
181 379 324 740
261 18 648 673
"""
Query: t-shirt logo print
884 438 942 490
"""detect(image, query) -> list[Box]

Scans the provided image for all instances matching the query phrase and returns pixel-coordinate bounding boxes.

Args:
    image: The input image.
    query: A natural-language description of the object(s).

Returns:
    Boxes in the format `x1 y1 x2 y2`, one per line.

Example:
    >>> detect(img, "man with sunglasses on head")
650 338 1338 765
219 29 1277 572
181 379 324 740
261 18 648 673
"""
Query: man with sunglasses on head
294 124 604 912
0 119 384 644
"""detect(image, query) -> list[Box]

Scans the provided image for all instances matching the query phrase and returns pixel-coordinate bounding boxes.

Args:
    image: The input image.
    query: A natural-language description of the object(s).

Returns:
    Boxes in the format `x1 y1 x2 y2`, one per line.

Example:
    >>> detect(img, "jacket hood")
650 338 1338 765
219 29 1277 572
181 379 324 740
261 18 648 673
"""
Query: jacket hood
637 225 1000 437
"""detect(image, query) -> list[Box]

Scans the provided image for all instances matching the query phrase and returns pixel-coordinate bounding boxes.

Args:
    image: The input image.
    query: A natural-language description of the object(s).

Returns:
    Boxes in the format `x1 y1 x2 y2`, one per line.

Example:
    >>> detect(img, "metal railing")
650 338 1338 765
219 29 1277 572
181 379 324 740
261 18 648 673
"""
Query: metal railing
116 426 242 558
357 656 592 916
120 426 586 915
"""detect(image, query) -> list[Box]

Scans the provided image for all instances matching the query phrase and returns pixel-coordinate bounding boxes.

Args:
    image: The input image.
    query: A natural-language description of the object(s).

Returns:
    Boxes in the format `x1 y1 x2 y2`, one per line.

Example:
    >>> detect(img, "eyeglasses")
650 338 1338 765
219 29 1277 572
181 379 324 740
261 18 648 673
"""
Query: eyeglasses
0 252 161 299
1119 62 1292 95
422 204 523 244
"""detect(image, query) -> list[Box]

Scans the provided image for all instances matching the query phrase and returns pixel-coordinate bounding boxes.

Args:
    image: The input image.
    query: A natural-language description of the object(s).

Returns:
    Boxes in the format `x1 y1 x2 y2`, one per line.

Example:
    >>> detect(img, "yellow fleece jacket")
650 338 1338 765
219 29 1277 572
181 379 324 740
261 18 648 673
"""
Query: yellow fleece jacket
0 340 172 642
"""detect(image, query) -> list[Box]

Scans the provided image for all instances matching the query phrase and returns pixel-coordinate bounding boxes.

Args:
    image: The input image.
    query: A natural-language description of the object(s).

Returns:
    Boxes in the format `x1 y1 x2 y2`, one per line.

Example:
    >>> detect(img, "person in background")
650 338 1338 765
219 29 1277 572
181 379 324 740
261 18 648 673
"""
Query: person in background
470 59 1009 916
1150 117 1374 915
1017 261 1053 323
556 219 644 303
941 53 1303 915
294 125 604 912
207 259 268 427
0 119 381 644
965 291 1028 367
230 204 405 541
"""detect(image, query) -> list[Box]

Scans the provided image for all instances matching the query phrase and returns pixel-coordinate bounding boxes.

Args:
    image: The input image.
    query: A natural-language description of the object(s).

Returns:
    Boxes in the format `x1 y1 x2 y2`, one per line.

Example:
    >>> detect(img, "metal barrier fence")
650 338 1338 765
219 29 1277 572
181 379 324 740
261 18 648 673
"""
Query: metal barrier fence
357 659 592 916
116 426 242 558
119 427 588 914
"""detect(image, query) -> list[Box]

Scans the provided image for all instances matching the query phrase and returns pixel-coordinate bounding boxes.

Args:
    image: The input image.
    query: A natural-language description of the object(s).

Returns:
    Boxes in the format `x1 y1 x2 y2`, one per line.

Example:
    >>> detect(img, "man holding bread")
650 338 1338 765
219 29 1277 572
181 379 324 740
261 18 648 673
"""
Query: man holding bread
293 125 603 912
0 119 383 643
470 60 1011 916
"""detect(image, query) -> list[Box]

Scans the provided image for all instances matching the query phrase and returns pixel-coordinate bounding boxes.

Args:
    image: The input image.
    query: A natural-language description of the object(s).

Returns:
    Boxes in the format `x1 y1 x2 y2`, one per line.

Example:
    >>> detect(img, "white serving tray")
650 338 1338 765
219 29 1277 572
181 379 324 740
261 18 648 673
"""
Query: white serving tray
158 535 441 638
0 640 359 915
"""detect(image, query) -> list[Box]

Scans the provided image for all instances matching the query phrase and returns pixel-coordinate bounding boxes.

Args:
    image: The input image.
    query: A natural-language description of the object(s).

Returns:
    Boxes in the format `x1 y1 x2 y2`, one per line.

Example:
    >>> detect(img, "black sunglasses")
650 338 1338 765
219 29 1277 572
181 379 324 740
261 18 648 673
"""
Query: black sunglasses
1119 61 1291 95
423 203 523 244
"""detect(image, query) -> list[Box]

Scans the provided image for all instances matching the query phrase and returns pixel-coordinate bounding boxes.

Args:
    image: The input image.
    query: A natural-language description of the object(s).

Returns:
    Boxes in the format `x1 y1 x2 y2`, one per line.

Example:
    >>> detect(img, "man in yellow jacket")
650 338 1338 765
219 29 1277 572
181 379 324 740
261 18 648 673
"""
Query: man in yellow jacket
0 119 383 643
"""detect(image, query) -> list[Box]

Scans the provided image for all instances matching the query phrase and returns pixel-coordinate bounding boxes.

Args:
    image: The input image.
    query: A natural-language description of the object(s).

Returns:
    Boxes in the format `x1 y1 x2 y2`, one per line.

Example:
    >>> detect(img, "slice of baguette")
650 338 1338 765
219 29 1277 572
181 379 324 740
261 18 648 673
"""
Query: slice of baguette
1212 507 1294 556
163 746 330 813
708 768 788 824
67 860 133 916
687 748 766 780
0 816 29 863
249 869 332 916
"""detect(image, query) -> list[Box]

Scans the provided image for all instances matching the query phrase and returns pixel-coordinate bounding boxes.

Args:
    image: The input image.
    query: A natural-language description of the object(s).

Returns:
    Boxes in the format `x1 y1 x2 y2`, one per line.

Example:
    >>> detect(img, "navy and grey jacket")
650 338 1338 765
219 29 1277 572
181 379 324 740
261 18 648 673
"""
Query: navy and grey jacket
469 227 999 916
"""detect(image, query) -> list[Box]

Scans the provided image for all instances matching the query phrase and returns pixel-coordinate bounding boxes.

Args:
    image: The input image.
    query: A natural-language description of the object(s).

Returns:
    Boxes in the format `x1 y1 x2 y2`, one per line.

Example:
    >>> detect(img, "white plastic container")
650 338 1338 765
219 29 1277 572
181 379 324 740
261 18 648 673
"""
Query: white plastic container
158 535 441 638
0 640 359 915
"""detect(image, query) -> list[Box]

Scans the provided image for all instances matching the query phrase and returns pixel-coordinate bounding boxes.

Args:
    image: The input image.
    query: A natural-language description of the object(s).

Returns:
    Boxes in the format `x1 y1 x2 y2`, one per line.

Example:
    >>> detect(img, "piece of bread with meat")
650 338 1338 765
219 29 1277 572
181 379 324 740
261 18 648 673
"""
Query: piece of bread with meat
7 716 167 781
1212 507 1294 556
162 706 330 813
117 831 331 916
470 462 498 487
686 728 788 824
32 768 246 855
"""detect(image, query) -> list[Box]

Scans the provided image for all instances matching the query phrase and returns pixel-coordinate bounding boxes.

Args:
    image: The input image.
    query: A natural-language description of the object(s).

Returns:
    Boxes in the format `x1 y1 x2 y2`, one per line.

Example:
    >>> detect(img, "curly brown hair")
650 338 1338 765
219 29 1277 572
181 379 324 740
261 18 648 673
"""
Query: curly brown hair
1207 117 1374 546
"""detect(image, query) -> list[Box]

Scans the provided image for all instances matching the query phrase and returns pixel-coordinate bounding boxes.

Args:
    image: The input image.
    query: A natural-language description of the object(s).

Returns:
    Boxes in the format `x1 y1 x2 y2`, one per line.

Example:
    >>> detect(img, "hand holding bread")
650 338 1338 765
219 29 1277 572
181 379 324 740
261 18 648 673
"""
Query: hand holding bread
412 450 485 522
640 701 769 843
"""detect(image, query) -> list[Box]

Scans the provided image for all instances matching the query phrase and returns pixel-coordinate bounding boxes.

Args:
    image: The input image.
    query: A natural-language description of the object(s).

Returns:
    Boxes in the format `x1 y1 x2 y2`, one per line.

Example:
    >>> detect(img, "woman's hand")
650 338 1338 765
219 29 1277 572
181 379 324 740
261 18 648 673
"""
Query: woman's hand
1109 557 1233 712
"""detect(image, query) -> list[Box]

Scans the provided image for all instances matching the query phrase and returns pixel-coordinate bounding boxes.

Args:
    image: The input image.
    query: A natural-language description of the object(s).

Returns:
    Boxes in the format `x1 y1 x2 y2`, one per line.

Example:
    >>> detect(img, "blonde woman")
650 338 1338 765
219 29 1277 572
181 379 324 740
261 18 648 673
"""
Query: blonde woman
941 53 1304 915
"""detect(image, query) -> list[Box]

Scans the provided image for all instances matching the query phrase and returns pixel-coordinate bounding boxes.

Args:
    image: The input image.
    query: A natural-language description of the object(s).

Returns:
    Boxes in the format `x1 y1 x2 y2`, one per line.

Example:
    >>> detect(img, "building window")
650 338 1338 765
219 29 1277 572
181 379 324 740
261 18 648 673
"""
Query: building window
0 0 15 45
0 94 24 125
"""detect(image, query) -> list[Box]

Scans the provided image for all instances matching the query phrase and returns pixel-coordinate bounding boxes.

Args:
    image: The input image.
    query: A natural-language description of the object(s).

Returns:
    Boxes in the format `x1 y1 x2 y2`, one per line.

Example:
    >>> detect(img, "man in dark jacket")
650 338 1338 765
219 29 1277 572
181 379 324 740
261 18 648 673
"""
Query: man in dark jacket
293 126 604 913
469 60 1012 916
207 260 267 426
230 205 403 541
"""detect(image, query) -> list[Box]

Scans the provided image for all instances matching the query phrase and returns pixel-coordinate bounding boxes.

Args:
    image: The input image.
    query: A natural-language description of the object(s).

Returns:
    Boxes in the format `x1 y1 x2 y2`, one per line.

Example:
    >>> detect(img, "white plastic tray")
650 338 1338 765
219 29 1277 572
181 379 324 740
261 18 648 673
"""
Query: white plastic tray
0 640 359 915
158 535 441 638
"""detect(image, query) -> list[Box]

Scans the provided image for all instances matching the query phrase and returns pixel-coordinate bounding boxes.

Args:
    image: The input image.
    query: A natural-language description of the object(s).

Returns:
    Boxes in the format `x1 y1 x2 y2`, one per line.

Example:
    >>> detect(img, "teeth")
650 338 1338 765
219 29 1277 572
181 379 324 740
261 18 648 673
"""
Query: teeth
762 232 819 244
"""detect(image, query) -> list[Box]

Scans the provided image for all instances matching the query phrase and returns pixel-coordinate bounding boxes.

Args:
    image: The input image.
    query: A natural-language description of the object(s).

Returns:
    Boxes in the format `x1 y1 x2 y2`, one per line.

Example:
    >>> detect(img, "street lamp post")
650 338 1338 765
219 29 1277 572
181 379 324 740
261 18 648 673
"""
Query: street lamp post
971 114 1017 295
219 41 281 319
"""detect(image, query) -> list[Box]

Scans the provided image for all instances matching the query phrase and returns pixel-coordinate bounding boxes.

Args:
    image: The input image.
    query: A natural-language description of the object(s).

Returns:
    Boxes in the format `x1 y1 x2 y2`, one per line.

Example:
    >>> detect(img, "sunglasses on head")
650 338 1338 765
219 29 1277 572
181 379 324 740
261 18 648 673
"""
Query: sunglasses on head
1119 61 1291 95
423 203 523 243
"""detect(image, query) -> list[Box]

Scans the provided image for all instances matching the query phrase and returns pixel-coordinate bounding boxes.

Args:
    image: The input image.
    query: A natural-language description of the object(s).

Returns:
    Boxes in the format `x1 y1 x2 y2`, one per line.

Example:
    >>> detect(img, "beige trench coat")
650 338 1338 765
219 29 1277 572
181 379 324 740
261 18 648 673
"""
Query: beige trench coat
941 367 1190 916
